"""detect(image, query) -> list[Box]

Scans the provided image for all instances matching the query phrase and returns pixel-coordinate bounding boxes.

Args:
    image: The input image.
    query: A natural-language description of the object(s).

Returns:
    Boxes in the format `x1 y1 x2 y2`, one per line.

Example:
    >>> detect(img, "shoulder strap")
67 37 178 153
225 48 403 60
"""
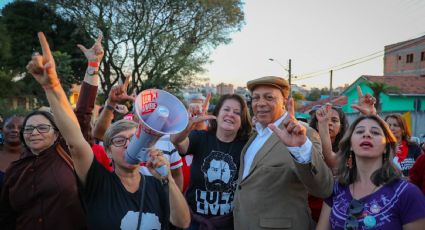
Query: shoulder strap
55 144 74 170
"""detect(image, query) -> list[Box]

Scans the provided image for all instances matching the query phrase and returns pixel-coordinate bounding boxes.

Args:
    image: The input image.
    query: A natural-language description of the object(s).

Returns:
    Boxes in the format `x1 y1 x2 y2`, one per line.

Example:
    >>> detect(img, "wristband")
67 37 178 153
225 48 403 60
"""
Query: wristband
88 61 99 68
43 80 61 91
105 103 115 111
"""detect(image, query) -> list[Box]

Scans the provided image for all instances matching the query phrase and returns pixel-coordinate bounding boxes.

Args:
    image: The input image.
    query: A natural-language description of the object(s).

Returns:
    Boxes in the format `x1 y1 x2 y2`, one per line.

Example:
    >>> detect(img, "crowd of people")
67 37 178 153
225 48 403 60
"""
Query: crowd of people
0 32 424 230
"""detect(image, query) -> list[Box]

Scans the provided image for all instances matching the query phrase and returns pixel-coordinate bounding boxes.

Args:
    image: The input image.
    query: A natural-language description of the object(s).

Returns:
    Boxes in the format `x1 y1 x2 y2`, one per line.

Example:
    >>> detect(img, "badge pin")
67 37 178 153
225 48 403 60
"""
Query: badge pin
363 215 377 228
370 203 381 214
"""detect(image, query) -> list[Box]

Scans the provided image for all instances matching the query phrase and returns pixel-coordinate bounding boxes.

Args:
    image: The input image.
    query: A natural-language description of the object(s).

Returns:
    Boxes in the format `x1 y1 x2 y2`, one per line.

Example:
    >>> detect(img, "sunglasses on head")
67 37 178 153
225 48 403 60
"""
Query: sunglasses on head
344 199 364 230
310 104 342 113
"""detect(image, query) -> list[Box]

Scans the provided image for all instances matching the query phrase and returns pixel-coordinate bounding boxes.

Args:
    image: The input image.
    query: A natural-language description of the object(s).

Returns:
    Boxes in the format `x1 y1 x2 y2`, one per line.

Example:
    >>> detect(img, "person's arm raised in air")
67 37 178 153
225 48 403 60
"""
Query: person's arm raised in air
316 203 332 230
92 75 133 141
315 104 338 170
75 34 104 143
26 32 92 184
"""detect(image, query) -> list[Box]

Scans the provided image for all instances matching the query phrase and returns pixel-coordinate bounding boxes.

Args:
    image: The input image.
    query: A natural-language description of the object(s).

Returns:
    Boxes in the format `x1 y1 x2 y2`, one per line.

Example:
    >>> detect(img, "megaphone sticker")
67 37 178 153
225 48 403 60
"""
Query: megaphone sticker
141 89 159 115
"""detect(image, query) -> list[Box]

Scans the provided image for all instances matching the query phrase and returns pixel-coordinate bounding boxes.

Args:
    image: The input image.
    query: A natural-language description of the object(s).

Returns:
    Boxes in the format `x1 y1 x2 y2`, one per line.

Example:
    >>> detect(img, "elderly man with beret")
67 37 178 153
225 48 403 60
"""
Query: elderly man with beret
233 76 333 229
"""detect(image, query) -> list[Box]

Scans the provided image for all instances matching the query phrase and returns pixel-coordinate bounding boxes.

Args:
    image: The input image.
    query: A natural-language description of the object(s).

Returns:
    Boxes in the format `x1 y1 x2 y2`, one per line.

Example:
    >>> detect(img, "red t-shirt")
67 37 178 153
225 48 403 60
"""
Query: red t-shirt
92 144 113 172
181 154 193 193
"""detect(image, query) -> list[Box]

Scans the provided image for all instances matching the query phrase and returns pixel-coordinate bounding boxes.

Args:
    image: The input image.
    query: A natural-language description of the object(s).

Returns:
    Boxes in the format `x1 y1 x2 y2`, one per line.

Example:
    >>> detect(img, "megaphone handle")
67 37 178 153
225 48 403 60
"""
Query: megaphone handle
156 165 168 177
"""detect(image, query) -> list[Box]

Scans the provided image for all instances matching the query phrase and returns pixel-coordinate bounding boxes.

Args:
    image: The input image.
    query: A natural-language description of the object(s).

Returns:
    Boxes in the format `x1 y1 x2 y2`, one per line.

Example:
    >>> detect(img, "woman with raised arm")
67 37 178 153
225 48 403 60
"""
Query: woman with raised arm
171 94 252 229
0 34 107 229
317 115 425 230
24 32 189 229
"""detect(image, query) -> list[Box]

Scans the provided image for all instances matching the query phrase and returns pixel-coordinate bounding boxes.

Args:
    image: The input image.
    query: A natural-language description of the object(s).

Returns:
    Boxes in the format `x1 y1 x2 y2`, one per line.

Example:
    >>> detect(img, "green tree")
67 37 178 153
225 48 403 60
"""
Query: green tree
41 0 245 95
306 88 321 101
366 81 399 113
0 1 91 105
292 91 305 111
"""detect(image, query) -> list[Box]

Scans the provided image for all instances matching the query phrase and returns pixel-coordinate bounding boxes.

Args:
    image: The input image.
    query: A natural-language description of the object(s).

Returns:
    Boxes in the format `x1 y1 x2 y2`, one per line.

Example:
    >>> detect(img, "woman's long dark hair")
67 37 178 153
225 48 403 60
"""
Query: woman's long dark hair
208 94 252 141
309 106 348 152
336 115 401 186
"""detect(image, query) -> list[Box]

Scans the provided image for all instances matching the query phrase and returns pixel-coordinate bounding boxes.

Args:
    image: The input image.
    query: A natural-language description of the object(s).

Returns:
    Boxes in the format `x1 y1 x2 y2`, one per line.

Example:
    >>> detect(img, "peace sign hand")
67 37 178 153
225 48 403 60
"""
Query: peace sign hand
26 32 58 88
350 86 377 115
269 98 307 147
107 75 134 105
77 34 104 62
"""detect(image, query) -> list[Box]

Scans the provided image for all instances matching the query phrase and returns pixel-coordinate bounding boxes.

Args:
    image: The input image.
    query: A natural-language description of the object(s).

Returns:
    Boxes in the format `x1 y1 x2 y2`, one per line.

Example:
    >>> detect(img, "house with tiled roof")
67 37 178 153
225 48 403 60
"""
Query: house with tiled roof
342 75 425 114
297 95 348 114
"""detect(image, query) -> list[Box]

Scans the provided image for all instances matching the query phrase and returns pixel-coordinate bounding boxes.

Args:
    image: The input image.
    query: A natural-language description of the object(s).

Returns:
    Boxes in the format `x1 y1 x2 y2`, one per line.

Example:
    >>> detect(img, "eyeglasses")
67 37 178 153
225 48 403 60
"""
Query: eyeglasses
111 136 132 147
344 199 364 230
23 124 53 134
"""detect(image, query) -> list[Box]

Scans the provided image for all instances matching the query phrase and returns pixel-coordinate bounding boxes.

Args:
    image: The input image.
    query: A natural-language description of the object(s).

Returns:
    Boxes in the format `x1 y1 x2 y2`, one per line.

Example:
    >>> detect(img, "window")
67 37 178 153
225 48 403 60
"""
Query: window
406 53 414 63
421 51 425 61
398 55 401 60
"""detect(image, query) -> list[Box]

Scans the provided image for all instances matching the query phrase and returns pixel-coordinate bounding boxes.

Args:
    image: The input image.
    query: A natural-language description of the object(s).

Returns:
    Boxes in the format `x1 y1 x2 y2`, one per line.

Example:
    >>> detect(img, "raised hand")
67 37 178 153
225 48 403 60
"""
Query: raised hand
350 85 377 115
77 34 104 62
26 32 59 88
268 98 307 147
316 104 332 124
107 75 134 105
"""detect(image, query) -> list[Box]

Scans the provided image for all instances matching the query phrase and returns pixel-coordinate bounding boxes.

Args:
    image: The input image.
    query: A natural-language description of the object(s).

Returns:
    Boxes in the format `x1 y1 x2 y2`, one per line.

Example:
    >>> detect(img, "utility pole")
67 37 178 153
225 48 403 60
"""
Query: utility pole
288 59 292 97
329 70 333 102
268 58 292 97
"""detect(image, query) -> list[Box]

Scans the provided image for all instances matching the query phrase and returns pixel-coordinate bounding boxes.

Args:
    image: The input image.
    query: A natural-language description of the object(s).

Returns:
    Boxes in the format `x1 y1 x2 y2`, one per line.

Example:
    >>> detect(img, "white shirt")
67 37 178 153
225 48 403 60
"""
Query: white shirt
242 113 313 179
139 135 183 176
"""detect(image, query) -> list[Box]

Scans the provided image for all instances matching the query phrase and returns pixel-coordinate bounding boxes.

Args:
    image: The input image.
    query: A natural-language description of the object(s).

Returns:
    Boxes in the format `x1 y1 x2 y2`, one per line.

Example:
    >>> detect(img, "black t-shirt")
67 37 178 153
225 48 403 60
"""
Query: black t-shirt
186 130 246 216
81 159 168 230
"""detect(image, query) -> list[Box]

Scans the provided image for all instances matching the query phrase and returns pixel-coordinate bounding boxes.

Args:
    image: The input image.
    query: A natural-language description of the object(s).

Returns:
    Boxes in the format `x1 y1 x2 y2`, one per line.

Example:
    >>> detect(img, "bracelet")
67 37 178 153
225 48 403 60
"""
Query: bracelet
43 80 61 91
88 61 99 68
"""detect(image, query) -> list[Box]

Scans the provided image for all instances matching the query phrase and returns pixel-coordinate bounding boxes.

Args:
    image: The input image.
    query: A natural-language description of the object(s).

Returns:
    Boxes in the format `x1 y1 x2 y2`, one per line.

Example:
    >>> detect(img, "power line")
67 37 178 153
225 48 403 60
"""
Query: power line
293 32 425 81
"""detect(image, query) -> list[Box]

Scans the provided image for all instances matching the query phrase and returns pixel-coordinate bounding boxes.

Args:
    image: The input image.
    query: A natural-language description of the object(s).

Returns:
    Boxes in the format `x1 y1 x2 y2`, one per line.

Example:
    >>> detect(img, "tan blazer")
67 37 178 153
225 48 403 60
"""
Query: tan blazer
233 121 333 230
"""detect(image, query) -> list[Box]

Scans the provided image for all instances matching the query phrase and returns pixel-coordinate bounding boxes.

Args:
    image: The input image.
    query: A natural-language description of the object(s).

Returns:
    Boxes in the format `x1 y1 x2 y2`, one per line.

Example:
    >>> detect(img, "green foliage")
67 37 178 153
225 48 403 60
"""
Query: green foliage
306 88 321 101
366 81 400 112
41 0 245 96
0 98 31 119
292 91 305 101
0 1 91 106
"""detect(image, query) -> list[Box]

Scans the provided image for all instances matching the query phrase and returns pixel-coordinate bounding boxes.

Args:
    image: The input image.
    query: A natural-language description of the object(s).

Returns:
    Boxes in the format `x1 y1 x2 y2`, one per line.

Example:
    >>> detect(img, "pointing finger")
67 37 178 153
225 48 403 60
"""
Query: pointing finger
123 75 131 89
286 97 295 117
356 85 363 98
38 32 52 61
202 92 211 113
96 34 103 44
76 44 88 53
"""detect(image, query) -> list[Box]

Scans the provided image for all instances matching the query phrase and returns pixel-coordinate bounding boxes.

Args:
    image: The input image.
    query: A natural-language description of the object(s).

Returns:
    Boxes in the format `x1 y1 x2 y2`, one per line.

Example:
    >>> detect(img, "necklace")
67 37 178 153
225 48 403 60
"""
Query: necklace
351 182 379 228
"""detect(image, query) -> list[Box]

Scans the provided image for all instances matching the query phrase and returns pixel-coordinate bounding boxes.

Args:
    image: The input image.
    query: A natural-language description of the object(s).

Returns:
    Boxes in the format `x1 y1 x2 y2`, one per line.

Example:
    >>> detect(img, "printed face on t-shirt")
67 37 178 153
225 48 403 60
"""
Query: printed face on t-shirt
202 151 237 192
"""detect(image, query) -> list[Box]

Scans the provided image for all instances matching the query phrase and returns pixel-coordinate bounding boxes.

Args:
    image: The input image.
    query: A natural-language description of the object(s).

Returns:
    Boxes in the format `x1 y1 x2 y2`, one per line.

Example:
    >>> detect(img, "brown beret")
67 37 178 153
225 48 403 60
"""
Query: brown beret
247 76 289 94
